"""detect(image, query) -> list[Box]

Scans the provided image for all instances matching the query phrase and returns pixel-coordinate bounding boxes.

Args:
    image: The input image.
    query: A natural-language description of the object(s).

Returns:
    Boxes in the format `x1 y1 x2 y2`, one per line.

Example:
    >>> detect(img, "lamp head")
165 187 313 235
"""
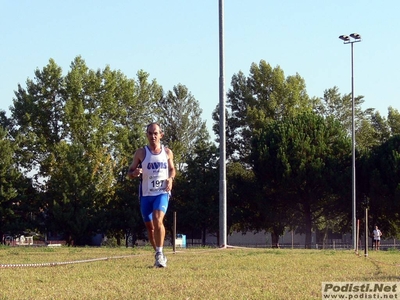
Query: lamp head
350 33 361 40
339 35 350 42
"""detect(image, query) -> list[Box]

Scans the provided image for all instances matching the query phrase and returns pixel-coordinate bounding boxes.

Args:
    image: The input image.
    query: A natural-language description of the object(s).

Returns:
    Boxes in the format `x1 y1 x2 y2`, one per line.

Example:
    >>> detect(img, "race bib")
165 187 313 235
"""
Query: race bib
147 174 167 192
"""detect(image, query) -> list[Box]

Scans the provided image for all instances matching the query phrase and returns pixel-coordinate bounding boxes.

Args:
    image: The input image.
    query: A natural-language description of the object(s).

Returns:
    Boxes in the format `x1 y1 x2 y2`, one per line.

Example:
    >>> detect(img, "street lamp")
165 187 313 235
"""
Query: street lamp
339 33 361 251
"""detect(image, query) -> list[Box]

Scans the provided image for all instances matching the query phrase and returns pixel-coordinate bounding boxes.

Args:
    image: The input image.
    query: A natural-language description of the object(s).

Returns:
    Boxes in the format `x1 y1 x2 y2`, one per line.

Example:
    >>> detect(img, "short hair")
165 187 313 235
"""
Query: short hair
146 122 163 133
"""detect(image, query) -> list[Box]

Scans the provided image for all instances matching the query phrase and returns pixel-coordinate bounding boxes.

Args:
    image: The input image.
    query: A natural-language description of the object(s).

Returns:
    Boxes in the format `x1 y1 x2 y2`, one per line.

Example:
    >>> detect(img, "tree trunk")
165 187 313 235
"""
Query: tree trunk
323 227 328 249
271 230 280 248
66 234 74 246
304 203 313 249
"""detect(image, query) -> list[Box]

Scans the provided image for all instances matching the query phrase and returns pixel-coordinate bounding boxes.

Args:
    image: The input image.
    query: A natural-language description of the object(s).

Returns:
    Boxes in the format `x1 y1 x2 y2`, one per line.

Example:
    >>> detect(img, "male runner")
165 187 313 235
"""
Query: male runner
127 122 176 267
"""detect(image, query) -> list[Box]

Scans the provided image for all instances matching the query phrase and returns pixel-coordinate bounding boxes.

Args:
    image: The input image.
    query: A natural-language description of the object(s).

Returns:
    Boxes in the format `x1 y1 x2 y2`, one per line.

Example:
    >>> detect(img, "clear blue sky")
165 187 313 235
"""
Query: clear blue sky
1 1 399 138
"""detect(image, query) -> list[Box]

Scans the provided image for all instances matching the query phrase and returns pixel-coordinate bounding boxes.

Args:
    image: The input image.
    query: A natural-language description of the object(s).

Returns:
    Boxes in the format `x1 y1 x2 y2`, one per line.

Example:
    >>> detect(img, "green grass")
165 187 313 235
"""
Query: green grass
0 246 399 299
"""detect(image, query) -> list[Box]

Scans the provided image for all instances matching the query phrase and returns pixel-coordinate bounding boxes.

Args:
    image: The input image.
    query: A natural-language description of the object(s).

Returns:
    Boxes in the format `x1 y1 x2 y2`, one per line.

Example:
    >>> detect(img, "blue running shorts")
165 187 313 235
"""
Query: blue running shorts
140 193 169 222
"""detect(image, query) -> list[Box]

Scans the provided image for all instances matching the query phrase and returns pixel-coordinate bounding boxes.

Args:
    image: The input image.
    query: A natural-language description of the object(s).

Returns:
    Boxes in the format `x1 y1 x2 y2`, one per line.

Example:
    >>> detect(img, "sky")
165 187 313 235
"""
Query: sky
1 1 399 139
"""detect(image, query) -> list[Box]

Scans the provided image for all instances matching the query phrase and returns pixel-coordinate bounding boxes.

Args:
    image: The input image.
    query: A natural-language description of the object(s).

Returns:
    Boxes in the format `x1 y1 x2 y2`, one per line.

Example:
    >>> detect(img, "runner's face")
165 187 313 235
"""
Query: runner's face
146 124 163 144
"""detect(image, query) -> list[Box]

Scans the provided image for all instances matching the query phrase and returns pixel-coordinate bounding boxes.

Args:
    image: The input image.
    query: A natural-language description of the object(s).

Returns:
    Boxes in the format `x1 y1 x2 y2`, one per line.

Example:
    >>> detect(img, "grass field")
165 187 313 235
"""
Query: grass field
0 246 399 299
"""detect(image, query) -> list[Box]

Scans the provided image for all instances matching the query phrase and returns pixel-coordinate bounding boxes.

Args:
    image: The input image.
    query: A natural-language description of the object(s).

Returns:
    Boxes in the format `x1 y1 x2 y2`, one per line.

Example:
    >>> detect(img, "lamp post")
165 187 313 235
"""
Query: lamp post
339 33 361 251
219 0 227 248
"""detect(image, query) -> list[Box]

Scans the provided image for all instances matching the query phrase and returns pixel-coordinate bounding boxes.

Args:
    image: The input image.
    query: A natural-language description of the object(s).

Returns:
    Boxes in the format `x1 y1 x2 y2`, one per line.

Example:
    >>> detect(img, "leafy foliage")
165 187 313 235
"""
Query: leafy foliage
159 84 208 171
3 56 400 247
170 137 219 244
8 57 163 244
251 112 351 247
214 60 313 163
360 135 400 237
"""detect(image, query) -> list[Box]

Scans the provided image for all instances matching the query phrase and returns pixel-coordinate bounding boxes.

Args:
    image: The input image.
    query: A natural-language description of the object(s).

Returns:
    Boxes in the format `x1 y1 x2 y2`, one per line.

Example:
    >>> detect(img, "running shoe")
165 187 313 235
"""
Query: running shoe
154 252 167 268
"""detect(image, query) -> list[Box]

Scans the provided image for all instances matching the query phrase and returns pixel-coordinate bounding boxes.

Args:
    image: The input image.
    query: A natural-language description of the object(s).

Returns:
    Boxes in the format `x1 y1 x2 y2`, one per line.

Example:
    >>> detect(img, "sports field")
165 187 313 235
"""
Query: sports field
0 246 399 299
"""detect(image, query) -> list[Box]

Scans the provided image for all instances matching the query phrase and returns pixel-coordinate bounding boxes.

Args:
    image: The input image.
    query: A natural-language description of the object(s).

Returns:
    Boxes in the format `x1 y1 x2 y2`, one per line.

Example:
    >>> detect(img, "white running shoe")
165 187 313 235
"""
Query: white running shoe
154 252 167 268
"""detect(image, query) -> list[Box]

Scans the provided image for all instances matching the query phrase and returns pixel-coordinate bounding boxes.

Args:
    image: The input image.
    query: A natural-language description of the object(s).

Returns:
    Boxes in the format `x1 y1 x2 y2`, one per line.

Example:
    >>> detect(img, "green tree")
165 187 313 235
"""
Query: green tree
153 84 214 245
171 135 219 246
213 60 313 163
1 110 41 240
212 60 316 244
313 86 393 150
251 111 351 248
159 84 209 171
313 87 365 129
355 107 400 151
0 126 21 241
45 142 114 245
388 106 400 135
225 162 269 242
10 58 66 179
9 57 163 245
103 174 144 247
361 135 400 237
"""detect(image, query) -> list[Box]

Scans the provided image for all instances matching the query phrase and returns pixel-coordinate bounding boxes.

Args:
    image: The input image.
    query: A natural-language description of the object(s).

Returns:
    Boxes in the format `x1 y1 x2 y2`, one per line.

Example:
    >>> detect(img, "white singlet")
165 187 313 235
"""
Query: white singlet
140 145 169 197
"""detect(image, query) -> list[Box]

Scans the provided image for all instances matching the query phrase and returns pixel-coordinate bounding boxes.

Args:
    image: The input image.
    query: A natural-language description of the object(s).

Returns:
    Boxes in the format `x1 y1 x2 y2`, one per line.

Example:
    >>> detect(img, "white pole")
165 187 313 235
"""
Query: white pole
218 0 227 248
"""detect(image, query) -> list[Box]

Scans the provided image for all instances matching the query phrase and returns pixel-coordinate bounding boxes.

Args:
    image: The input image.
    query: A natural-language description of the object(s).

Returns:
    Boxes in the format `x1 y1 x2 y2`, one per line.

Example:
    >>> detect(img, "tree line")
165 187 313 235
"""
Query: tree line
1 57 399 248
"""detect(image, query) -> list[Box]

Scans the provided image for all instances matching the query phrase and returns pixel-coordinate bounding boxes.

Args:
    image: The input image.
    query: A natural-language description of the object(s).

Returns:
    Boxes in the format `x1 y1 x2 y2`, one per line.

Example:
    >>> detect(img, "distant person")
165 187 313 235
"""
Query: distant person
127 123 176 268
372 225 382 250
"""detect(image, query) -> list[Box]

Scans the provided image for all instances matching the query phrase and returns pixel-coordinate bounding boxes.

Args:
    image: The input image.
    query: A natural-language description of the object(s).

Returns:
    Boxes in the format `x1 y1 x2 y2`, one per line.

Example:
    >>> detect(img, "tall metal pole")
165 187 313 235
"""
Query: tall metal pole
351 41 356 251
218 0 227 248
339 33 361 251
